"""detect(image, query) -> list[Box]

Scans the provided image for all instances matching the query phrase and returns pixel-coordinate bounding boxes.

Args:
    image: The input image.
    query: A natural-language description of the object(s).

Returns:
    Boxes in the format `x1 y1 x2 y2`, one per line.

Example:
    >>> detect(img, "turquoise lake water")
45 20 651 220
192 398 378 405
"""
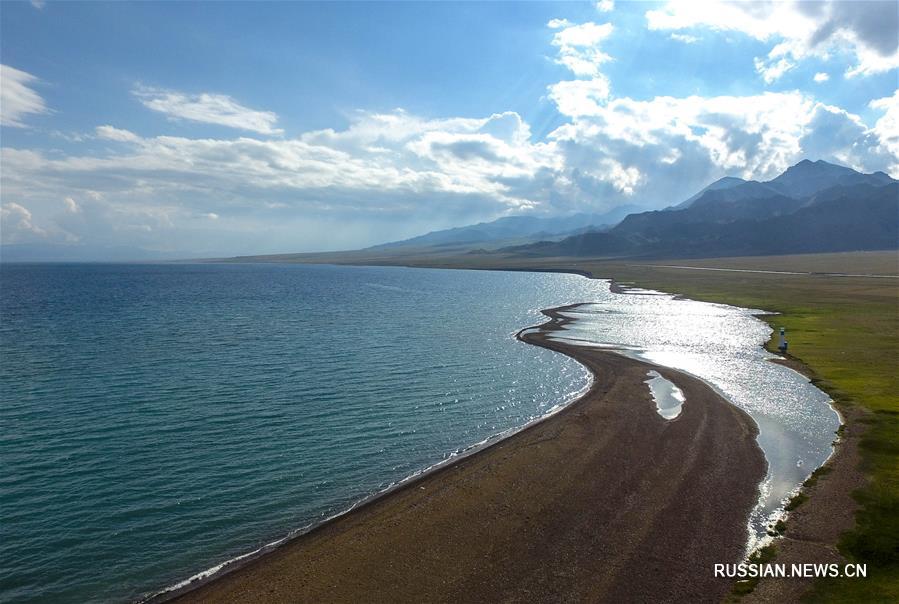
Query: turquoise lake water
0 264 837 602
1 263 601 603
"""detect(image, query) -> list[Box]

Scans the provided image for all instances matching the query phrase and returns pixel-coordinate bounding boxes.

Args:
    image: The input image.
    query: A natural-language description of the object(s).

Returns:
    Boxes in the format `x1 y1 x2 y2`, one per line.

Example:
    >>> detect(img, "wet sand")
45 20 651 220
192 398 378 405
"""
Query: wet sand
171 306 766 604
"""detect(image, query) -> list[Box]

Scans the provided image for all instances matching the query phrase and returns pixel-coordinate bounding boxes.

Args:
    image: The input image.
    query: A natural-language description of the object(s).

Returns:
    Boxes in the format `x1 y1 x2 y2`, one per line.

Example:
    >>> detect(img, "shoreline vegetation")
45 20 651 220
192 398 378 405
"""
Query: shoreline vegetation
216 249 897 601
166 295 766 603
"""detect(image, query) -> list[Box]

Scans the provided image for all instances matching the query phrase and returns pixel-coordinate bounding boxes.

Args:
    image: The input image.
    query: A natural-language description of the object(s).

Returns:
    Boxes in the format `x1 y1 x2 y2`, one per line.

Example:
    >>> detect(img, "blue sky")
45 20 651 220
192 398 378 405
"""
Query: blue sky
2 1 897 257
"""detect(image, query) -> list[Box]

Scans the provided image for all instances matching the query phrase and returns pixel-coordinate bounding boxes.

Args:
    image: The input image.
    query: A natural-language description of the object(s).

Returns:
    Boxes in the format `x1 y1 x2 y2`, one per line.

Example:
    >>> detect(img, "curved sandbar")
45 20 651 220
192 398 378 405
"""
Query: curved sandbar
171 305 766 603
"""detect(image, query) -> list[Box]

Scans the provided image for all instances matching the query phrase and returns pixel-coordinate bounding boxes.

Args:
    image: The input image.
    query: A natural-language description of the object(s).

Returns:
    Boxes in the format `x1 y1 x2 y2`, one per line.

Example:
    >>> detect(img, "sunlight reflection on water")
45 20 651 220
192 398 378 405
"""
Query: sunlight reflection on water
546 282 840 548
644 370 685 420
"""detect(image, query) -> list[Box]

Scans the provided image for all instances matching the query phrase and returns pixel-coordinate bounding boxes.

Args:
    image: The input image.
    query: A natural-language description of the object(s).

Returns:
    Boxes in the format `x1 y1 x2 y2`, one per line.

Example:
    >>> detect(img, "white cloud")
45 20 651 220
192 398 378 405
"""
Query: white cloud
30 0 45 9
647 1 797 40
96 125 141 142
0 109 564 241
550 92 814 176
755 54 796 84
133 86 283 135
546 18 616 125
549 21 614 77
601 159 642 194
547 18 571 30
670 33 699 44
1 64 48 127
2 12 895 254
3 86 896 252
870 90 899 174
544 86 897 209
813 72 831 83
797 103 877 171
646 0 899 81
547 77 612 117
49 130 89 142
596 0 614 13
63 197 81 213
1 202 47 241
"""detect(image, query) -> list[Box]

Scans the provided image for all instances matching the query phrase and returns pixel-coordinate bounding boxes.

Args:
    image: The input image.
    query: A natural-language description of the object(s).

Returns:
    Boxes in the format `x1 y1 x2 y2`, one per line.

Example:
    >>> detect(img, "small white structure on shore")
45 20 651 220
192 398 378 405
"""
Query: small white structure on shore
778 327 788 353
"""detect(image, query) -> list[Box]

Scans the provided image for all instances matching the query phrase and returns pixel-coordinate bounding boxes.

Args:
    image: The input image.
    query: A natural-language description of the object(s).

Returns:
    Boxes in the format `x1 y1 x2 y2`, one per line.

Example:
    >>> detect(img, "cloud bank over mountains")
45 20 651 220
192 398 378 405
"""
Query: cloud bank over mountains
2 1 897 254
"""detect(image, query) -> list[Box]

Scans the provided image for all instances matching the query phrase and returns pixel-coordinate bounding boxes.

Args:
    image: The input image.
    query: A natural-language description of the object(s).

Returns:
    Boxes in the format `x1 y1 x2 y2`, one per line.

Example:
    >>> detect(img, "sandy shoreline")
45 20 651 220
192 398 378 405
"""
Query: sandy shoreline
168 303 766 603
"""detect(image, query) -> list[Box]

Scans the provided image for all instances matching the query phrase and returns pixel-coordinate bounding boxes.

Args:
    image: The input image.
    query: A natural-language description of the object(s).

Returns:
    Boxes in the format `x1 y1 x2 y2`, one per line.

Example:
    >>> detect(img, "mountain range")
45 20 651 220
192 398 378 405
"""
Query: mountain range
368 205 643 251
502 160 897 259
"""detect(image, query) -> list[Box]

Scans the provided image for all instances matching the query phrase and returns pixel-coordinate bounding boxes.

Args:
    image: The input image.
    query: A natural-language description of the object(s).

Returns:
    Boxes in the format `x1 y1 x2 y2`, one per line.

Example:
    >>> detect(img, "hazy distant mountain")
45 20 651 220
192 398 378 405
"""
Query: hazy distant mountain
505 160 898 259
668 176 748 210
667 159 895 212
766 159 895 198
618 183 799 237
370 205 643 251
